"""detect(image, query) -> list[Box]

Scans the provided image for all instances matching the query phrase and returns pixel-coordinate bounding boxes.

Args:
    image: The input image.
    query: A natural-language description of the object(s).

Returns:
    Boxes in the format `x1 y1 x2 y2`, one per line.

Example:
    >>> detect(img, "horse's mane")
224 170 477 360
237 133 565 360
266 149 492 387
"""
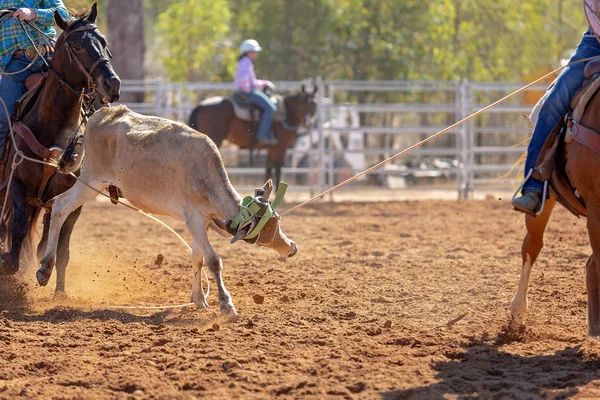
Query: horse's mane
64 7 92 28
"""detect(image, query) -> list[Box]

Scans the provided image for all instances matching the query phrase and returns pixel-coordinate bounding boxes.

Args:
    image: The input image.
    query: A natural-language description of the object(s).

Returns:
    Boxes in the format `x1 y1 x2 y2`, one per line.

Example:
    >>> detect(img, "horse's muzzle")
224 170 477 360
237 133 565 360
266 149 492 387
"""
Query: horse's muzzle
100 75 121 103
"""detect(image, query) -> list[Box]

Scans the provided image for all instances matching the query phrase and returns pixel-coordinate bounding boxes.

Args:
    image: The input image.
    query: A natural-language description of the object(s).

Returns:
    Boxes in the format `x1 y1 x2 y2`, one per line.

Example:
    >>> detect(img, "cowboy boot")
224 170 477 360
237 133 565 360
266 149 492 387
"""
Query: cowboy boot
512 191 542 214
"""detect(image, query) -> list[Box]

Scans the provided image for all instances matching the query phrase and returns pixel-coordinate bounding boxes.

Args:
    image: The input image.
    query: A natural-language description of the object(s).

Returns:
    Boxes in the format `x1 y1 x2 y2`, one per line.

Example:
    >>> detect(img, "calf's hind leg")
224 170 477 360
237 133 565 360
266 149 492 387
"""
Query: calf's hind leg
510 194 556 329
37 181 99 287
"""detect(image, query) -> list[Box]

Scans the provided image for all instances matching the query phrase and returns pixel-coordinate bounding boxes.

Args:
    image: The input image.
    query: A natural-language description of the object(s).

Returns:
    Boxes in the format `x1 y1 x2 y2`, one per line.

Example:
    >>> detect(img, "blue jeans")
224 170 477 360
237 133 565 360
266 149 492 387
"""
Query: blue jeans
246 89 276 140
524 34 600 192
0 54 46 158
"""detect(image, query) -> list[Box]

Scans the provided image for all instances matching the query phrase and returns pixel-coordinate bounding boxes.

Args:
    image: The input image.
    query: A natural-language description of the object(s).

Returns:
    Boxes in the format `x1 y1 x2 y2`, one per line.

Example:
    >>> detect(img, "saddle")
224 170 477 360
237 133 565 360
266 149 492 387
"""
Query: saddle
0 72 61 207
200 94 286 123
531 64 600 217
13 72 46 121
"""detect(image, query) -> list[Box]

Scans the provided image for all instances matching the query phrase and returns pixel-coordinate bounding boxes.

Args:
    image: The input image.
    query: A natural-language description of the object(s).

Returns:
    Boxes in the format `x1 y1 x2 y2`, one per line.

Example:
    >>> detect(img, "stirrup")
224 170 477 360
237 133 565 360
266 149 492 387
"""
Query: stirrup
511 168 548 216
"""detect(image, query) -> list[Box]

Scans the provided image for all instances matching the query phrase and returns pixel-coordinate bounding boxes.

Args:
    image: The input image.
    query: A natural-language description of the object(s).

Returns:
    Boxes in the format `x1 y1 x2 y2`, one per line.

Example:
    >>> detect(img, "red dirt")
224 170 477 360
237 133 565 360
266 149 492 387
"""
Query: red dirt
1 199 600 399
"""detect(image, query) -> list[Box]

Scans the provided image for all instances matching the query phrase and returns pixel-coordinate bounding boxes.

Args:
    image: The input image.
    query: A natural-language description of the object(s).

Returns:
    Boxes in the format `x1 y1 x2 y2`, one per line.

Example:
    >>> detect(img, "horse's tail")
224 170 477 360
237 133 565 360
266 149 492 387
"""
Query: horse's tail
58 133 84 175
188 105 200 131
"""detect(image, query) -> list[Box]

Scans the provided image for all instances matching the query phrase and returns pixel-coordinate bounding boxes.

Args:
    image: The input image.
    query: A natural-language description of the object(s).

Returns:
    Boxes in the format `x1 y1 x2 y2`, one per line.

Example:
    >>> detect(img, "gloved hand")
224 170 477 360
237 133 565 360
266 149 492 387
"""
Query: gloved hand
13 8 36 22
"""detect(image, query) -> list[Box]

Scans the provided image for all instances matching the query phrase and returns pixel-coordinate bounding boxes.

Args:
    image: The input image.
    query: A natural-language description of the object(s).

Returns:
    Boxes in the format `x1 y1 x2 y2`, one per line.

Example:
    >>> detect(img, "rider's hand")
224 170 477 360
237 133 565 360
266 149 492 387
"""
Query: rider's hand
265 81 275 90
14 8 36 22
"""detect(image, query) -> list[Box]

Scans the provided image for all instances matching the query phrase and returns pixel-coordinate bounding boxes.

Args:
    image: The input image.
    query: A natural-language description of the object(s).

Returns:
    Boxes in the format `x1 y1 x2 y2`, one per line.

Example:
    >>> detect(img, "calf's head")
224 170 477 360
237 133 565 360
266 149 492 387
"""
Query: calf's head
214 181 297 258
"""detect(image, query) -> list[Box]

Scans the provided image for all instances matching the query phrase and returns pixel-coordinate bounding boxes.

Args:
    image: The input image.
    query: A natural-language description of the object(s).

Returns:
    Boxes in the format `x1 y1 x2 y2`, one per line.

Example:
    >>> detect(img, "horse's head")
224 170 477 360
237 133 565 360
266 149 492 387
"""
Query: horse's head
52 3 120 103
284 84 318 129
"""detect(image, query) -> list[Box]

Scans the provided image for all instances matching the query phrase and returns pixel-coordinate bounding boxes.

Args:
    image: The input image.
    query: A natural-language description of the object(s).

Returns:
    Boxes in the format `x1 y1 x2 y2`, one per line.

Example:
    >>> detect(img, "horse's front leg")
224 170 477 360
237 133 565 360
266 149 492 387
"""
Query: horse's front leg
510 194 556 330
37 209 51 261
53 206 83 295
275 164 282 191
0 179 33 274
265 160 273 183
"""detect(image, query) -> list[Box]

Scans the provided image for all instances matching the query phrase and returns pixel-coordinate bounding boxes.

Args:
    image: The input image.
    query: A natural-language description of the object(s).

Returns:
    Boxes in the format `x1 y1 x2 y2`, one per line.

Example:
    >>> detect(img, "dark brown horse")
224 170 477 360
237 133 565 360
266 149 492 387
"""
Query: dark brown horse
188 86 317 186
509 71 600 338
0 4 120 295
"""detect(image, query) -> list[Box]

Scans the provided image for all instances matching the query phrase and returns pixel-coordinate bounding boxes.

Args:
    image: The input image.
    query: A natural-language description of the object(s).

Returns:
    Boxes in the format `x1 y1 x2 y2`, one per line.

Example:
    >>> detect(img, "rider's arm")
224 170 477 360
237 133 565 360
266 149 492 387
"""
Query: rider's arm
34 1 69 26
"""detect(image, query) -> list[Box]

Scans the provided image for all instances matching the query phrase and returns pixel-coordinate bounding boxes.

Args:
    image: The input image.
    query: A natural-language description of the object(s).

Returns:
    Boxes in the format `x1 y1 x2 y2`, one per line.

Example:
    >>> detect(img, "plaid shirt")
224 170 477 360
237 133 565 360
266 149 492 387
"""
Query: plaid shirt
0 0 68 68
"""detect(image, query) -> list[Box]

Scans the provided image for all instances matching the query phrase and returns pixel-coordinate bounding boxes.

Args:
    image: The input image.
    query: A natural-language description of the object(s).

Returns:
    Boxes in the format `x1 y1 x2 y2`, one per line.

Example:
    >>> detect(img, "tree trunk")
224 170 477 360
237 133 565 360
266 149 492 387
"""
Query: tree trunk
106 0 144 104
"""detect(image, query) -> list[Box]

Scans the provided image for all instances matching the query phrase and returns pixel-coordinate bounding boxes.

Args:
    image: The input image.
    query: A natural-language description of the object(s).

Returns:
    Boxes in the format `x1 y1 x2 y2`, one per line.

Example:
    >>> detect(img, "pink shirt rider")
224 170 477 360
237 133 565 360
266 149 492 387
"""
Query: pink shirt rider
234 56 269 94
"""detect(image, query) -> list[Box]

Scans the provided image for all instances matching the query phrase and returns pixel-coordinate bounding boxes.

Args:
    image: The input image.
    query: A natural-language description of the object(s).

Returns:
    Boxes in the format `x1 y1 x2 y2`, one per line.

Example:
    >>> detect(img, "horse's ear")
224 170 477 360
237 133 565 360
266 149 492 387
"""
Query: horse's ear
312 86 318 96
87 2 98 24
54 10 68 31
301 84 306 93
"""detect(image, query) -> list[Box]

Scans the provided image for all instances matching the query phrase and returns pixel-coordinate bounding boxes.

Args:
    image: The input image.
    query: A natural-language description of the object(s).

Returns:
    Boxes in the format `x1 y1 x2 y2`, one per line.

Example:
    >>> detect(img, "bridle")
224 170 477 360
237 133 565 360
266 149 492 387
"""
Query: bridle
282 93 316 132
60 22 112 95
7 12 113 102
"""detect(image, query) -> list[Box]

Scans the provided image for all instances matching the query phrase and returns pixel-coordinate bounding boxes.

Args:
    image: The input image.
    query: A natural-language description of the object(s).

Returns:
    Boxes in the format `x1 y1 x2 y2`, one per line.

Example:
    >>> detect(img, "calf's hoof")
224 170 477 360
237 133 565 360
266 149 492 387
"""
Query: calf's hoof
220 302 238 320
36 265 53 287
192 293 209 310
53 291 68 300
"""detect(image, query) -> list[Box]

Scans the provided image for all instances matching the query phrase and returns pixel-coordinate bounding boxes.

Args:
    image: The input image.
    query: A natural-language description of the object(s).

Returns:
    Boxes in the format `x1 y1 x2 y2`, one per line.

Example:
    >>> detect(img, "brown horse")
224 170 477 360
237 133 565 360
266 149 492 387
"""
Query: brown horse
509 75 600 337
188 86 317 187
0 4 120 295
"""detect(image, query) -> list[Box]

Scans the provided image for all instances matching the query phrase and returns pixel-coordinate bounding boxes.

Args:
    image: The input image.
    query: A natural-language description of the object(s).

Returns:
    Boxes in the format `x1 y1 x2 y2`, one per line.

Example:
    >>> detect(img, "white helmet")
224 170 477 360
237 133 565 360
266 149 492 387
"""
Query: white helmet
240 39 262 54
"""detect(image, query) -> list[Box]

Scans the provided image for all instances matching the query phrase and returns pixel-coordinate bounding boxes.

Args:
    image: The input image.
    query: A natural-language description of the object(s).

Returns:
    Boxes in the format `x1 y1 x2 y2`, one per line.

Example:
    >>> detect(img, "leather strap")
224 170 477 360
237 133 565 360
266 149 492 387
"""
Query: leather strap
568 120 600 154
13 121 50 159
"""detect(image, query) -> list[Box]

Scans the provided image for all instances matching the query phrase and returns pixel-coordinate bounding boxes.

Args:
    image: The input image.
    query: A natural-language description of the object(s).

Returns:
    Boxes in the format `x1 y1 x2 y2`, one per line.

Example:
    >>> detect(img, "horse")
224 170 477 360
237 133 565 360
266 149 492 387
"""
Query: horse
0 3 120 296
188 86 317 187
509 63 600 337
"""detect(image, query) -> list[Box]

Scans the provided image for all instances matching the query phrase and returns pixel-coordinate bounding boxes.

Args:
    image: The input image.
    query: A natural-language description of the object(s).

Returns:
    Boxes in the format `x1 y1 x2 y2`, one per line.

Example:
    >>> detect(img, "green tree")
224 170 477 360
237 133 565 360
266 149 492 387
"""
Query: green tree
154 0 235 81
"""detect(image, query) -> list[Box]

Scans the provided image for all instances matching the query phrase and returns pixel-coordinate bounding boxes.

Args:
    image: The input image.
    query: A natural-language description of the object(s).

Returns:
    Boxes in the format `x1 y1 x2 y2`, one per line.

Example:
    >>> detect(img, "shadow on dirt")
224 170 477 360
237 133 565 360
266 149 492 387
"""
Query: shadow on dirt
381 339 600 399
3 306 171 324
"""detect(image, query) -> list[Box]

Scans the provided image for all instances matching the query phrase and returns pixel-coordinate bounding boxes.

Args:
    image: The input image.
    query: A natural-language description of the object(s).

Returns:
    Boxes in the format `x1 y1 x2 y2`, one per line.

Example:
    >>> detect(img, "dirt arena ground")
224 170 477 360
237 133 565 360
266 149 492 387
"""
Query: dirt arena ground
2 198 600 399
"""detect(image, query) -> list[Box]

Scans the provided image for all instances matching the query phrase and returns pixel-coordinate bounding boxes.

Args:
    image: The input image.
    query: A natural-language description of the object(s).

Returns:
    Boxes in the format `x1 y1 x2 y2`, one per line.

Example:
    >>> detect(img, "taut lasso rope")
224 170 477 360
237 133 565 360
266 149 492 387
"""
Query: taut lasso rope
280 55 600 217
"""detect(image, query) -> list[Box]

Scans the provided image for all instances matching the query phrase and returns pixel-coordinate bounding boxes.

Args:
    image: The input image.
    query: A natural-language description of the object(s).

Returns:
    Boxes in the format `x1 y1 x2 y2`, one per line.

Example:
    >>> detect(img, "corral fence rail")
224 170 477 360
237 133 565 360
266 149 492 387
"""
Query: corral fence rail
115 78 546 197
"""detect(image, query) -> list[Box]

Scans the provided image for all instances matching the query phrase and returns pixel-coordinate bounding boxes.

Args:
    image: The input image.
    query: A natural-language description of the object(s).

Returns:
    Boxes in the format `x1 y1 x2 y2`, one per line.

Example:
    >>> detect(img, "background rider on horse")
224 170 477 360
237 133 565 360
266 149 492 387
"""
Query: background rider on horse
512 1 600 214
0 0 68 160
234 39 277 146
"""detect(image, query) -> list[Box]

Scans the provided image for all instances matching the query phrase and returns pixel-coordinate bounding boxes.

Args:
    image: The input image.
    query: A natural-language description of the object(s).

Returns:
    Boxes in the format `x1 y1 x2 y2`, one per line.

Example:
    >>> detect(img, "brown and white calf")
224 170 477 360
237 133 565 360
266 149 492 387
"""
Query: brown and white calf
36 105 297 316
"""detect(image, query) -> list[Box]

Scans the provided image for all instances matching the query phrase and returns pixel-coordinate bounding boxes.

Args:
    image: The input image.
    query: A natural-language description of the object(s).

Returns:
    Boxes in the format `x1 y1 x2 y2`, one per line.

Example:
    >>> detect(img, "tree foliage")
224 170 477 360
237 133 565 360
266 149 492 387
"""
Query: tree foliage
153 0 234 81
98 0 589 83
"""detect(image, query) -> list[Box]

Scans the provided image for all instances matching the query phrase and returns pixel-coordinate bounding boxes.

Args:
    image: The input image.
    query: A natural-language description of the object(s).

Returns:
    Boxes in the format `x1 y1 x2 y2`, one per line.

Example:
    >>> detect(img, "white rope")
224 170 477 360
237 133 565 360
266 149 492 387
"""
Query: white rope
280 55 600 216
0 98 210 310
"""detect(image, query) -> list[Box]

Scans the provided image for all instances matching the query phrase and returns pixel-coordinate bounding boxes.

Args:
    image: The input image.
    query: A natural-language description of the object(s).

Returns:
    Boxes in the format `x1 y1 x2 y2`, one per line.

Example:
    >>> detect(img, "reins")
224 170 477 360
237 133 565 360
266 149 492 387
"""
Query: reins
0 11 207 310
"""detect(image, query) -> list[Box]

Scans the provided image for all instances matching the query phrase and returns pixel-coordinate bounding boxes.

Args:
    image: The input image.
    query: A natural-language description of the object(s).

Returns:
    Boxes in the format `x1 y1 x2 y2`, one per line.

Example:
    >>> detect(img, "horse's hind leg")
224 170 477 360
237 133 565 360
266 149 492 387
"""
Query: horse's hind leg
510 194 556 329
37 210 51 261
584 199 600 337
585 255 600 336
53 206 83 295
37 181 98 287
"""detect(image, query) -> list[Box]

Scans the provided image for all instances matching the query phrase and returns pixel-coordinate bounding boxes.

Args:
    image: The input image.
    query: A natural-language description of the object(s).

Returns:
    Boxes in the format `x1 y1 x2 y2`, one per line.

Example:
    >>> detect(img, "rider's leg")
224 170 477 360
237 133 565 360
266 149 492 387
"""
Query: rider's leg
0 55 44 158
514 34 600 213
248 89 276 144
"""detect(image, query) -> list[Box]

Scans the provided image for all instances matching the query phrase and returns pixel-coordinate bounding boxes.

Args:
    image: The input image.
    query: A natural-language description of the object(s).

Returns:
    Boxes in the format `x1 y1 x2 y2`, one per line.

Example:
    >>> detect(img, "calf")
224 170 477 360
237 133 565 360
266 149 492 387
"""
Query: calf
37 105 297 316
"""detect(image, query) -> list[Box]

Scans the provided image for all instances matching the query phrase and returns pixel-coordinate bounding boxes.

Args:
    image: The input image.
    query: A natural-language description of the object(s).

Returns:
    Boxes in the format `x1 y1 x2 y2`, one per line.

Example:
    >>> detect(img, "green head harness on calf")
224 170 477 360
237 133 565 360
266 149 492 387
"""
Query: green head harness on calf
225 180 288 244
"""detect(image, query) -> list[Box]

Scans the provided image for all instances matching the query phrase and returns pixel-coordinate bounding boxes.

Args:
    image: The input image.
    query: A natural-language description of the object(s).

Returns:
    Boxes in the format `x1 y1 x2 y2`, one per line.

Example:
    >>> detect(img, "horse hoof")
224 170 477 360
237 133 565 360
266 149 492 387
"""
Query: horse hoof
36 266 52 287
